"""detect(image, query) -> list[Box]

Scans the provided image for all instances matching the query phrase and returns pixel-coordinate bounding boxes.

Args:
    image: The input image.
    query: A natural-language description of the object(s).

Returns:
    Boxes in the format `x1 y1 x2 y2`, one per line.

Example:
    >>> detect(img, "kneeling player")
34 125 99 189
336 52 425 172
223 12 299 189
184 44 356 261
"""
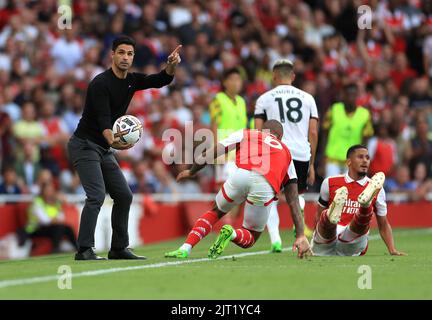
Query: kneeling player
312 145 406 256
165 120 312 259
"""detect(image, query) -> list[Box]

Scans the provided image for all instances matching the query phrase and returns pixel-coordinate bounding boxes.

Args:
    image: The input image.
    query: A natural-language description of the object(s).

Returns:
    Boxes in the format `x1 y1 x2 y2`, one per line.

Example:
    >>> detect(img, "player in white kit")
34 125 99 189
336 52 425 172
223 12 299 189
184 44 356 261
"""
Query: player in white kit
254 59 319 252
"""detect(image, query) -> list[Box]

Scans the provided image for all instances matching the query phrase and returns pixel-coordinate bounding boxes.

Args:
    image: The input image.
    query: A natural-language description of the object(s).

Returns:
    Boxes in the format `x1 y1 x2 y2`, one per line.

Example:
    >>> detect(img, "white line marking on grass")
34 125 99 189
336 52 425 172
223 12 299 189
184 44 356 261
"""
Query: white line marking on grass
0 249 284 289
0 228 431 289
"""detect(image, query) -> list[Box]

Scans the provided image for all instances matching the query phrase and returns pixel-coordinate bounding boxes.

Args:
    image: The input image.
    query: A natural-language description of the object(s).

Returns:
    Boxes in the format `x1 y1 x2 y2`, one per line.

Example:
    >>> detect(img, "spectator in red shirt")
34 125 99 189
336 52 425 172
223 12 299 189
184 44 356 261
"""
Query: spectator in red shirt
39 100 70 170
369 82 391 123
390 52 417 90
368 122 397 176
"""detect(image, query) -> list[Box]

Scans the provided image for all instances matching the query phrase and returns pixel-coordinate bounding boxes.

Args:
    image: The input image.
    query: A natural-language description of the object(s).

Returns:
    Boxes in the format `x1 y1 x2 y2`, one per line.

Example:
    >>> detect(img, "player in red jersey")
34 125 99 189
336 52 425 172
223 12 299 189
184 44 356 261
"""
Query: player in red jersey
312 144 406 256
165 120 312 259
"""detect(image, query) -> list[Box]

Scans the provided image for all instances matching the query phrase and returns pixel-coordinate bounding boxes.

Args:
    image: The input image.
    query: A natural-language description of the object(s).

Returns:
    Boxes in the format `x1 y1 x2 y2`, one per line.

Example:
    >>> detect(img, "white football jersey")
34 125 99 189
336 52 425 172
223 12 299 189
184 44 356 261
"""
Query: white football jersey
254 85 319 161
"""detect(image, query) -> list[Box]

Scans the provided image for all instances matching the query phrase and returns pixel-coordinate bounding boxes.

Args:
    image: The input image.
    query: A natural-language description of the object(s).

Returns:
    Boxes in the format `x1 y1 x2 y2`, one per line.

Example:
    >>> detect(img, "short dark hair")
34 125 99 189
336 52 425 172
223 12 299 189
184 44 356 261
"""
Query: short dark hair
263 120 283 139
346 144 368 159
272 59 294 76
112 35 136 52
222 67 241 80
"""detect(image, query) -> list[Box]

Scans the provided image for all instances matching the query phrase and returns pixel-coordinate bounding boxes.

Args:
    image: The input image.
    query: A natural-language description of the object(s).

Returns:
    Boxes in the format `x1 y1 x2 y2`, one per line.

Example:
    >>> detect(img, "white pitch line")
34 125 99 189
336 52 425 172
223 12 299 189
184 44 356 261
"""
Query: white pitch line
0 249 278 289
0 228 431 289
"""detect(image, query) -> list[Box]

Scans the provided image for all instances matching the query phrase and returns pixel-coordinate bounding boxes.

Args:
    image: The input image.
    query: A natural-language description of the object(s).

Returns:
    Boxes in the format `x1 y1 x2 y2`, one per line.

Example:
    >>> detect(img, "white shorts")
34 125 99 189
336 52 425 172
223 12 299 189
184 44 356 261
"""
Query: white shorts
311 225 368 256
215 161 237 183
215 168 275 232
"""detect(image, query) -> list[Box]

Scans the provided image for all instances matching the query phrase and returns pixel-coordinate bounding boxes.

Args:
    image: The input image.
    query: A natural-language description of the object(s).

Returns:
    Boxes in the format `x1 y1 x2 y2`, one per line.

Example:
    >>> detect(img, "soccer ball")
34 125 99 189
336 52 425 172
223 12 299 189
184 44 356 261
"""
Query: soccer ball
113 115 143 145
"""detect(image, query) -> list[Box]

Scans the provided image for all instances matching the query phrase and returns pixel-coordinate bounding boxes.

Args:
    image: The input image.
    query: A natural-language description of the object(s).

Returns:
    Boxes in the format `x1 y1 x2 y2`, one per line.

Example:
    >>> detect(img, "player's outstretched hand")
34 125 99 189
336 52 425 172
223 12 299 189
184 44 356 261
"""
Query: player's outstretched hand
167 45 182 66
176 169 194 182
293 235 313 259
110 137 133 150
390 249 407 256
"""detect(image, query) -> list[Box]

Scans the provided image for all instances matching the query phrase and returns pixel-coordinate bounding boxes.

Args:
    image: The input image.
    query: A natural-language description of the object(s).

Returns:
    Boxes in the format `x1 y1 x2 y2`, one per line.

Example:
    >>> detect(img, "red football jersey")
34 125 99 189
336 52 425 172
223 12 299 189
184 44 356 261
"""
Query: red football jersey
219 129 297 193
318 174 387 227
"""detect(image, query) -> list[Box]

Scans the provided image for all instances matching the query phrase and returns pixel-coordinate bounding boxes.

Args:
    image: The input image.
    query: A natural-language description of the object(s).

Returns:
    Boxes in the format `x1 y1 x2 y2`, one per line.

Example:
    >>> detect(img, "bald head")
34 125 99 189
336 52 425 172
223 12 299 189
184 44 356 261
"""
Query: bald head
262 120 283 139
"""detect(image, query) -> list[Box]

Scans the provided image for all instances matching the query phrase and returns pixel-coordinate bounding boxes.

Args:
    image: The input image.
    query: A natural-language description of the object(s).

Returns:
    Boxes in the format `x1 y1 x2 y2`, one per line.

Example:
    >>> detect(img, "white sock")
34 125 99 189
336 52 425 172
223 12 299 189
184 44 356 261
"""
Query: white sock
266 200 282 244
297 194 308 233
299 194 305 213
230 230 237 241
180 243 192 254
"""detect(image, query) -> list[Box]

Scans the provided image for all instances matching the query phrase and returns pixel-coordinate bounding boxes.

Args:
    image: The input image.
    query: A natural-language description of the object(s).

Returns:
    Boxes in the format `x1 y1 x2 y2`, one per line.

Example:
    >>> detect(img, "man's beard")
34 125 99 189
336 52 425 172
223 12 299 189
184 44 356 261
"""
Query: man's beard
358 171 367 177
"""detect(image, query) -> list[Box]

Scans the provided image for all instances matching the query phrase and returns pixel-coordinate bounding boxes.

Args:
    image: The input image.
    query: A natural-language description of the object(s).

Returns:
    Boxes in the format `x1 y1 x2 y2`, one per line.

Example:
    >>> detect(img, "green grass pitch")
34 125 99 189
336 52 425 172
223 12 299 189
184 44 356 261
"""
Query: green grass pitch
0 228 431 299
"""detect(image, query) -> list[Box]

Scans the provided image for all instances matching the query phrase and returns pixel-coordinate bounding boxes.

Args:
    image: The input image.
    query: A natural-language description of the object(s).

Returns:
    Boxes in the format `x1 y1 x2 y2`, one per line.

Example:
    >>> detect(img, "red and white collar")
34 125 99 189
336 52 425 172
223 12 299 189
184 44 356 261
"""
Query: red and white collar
344 173 368 186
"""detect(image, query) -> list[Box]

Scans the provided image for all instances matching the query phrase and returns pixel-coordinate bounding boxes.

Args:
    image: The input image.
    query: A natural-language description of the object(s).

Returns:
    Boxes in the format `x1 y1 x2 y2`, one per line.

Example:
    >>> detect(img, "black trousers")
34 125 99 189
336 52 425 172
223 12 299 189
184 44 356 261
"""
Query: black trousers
67 135 133 249
30 224 78 252
293 160 310 193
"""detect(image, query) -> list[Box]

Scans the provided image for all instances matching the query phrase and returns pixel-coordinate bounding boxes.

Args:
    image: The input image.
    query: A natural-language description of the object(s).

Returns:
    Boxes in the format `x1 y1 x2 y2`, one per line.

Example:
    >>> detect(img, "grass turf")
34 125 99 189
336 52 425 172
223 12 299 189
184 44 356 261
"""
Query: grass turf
0 228 431 299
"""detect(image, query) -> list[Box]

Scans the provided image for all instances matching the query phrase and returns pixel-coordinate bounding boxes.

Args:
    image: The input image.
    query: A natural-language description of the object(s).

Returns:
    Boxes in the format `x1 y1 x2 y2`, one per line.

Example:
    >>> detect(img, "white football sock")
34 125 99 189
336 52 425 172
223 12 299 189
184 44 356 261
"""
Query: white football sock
299 194 305 214
266 200 282 244
180 243 192 254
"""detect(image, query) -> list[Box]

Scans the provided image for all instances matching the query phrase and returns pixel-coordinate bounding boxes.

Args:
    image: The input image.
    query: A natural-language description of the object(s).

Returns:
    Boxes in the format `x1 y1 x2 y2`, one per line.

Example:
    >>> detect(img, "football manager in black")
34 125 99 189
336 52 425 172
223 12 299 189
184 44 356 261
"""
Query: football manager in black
68 36 181 260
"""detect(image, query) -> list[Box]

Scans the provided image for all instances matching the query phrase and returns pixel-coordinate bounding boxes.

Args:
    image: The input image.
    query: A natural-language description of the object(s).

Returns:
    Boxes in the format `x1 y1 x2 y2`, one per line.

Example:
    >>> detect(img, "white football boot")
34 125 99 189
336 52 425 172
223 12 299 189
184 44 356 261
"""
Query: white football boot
358 172 385 207
327 186 348 224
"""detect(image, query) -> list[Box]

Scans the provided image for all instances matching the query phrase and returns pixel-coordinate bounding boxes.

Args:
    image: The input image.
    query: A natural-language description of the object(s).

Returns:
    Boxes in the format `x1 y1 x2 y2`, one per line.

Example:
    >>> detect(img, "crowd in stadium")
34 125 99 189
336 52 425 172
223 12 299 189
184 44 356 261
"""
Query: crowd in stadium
0 0 432 201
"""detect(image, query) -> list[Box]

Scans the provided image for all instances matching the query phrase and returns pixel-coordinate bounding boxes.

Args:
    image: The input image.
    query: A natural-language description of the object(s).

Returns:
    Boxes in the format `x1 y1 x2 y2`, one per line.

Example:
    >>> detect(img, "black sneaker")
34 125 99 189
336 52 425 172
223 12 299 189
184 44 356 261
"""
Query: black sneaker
74 248 107 261
108 248 147 260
